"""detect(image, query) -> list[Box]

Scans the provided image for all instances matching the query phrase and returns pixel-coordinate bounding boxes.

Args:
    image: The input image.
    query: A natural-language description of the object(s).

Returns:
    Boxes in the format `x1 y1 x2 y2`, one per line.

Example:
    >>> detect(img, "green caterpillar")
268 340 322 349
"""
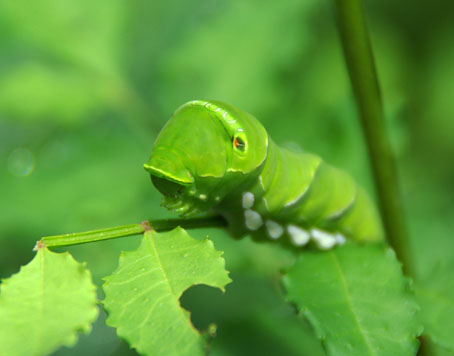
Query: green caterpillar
144 100 384 249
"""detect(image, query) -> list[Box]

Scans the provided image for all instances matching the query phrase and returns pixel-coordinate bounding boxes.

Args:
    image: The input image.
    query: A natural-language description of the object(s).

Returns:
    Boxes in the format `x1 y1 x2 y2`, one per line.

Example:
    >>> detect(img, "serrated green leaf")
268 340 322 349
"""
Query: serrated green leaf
0 248 98 356
282 243 421 356
103 228 231 356
416 264 454 351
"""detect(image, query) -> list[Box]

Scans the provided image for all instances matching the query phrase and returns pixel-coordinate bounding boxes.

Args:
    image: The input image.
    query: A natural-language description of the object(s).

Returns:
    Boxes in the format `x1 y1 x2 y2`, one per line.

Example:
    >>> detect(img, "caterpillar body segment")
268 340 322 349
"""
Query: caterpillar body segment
144 100 384 249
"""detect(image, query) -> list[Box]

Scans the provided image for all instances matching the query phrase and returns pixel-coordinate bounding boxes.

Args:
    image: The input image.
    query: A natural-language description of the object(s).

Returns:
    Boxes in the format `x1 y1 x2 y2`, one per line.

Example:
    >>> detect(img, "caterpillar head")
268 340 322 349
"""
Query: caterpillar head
144 100 268 216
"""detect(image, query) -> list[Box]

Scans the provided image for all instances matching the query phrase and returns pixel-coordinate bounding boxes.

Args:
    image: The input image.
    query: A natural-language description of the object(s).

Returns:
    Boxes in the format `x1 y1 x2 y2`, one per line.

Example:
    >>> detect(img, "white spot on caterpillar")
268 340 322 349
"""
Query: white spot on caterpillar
199 194 207 201
222 111 228 119
215 196 221 202
265 220 284 239
242 192 254 209
335 233 346 245
310 229 337 250
244 210 263 230
287 225 310 246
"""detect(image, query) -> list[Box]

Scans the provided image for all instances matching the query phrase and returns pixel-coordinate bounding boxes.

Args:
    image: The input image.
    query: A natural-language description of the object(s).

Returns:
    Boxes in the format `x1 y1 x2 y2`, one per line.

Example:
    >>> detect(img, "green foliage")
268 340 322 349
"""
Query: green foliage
0 248 98 356
282 243 421 356
416 264 454 351
0 63 104 124
103 228 231 356
0 0 452 355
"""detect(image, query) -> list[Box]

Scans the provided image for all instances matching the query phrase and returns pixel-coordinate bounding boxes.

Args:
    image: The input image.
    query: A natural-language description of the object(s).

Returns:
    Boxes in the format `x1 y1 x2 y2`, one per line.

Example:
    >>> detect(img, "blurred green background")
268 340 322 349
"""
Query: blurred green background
0 0 453 355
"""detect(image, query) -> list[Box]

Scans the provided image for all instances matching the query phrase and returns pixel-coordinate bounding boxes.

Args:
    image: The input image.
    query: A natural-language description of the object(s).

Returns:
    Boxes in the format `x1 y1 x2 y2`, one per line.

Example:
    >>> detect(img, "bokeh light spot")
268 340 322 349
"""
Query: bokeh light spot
8 147 35 177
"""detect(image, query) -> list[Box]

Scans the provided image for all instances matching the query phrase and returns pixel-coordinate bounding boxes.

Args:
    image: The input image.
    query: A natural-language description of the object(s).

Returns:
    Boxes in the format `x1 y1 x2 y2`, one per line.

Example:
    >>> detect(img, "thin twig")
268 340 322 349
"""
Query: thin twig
36 216 227 249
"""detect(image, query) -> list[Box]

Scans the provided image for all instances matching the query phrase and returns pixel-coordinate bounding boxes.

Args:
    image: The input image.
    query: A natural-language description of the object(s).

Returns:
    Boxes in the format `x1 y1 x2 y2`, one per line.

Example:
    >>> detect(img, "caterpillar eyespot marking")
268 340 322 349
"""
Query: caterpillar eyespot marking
233 136 246 150
144 100 384 250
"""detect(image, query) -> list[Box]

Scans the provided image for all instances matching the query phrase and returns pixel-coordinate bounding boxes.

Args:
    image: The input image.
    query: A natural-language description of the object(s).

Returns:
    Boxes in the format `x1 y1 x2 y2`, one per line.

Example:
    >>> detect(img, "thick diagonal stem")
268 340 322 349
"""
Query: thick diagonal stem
333 0 413 275
332 1 433 354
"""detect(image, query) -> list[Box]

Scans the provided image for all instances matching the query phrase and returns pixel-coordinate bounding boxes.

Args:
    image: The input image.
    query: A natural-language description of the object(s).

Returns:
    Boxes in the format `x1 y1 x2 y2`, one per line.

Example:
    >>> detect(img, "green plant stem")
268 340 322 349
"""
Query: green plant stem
333 0 414 276
333 1 434 355
36 216 227 249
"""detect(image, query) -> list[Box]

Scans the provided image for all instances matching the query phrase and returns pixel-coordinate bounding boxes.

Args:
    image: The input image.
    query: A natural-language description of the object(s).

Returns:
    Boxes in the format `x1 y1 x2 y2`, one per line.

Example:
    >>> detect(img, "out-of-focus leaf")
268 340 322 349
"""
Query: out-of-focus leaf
153 0 317 115
416 264 454 351
103 228 231 356
0 0 124 73
181 273 326 356
0 0 131 128
0 63 103 124
0 248 98 356
282 243 421 356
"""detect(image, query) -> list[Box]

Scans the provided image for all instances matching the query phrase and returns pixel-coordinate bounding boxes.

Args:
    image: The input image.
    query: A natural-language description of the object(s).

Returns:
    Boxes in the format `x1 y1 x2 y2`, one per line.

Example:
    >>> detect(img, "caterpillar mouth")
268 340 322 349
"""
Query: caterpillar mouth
144 162 193 184
144 157 193 197
149 175 200 217
150 175 187 198
144 168 201 217
161 195 201 217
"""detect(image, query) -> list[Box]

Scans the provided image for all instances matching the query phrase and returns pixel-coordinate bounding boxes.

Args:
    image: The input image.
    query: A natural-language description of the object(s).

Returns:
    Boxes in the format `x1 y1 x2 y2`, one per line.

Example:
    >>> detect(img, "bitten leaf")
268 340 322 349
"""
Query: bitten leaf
103 228 231 356
282 243 421 356
416 264 454 350
0 248 98 356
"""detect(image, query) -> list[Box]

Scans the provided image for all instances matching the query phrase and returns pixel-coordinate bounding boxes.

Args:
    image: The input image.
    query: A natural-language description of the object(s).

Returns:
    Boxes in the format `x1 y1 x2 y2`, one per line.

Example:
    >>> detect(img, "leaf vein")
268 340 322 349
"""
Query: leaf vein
330 252 376 356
